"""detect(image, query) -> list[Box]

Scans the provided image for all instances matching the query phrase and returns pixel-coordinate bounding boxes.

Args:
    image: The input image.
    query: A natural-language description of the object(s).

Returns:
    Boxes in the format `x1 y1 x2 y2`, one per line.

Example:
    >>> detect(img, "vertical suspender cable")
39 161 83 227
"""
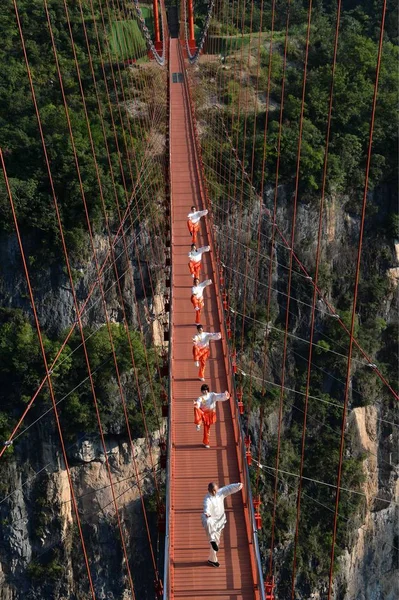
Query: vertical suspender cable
0 2 167 459
245 0 276 433
0 148 97 600
253 0 277 497
327 1 387 596
290 0 342 595
268 0 313 578
62 0 162 514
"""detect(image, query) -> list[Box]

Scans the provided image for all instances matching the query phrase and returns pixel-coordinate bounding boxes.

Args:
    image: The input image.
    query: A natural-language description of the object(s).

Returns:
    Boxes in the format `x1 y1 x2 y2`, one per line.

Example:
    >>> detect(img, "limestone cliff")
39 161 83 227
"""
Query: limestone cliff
210 177 398 598
338 407 398 600
0 429 162 600
0 222 166 599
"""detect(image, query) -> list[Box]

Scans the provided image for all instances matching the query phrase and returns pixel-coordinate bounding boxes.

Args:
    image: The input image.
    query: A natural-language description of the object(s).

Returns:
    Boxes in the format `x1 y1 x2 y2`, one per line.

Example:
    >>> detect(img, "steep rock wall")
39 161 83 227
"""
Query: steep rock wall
0 429 161 600
213 180 398 598
0 219 166 599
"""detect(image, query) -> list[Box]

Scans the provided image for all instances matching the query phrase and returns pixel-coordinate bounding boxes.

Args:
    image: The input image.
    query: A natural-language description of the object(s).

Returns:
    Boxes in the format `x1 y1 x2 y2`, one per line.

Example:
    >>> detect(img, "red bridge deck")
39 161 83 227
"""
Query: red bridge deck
168 38 258 599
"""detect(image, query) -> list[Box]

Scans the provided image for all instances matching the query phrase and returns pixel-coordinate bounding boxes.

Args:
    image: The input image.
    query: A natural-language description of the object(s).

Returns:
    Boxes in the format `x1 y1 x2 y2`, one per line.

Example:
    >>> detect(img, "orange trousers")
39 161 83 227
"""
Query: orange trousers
194 407 216 446
193 346 210 379
191 295 204 324
188 260 201 279
187 220 200 244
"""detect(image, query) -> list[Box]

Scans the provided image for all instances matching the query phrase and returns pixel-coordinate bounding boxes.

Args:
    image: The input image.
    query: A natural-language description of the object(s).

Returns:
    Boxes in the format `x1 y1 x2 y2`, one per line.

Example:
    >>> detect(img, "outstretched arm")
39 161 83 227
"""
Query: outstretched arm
214 391 230 402
199 279 212 290
207 332 222 342
218 483 243 499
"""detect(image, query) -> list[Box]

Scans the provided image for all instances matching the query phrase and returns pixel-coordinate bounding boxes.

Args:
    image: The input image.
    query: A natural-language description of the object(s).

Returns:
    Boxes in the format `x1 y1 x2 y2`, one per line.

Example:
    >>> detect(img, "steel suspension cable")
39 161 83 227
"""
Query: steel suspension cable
290 0 342 594
228 0 248 351
70 0 167 503
0 147 96 600
91 0 138 193
238 366 399 432
248 0 278 500
85 0 169 538
223 0 245 296
236 0 256 360
80 0 168 429
1 0 166 456
0 184 156 459
207 0 237 228
39 2 139 593
84 0 169 382
327 1 388 595
104 0 169 318
268 0 313 578
63 0 163 517
246 0 277 462
108 0 171 371
211 98 399 400
255 461 395 507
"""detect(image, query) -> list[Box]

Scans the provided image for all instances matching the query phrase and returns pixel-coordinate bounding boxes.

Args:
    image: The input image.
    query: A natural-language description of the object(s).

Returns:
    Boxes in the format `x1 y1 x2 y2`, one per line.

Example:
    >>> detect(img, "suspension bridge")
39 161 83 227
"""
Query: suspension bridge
0 0 396 599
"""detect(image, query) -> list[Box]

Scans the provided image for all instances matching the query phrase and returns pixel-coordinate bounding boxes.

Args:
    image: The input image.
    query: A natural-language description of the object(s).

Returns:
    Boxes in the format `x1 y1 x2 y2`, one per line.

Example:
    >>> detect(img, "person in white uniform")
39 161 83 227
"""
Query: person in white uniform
191 277 212 324
188 243 210 279
201 481 243 567
194 383 230 447
187 206 208 243
192 325 222 380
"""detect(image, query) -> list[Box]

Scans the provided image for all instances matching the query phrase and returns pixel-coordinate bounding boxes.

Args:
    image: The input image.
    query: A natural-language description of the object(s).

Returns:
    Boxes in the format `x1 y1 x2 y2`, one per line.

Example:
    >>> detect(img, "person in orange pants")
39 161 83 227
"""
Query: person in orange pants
191 278 212 324
188 244 210 279
194 384 230 448
192 324 221 380
187 206 208 244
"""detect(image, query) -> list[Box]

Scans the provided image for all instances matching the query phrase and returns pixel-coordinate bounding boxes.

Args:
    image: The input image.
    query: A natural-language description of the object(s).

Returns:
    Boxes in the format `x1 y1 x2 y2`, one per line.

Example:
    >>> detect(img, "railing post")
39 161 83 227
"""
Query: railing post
153 0 163 52
187 0 196 49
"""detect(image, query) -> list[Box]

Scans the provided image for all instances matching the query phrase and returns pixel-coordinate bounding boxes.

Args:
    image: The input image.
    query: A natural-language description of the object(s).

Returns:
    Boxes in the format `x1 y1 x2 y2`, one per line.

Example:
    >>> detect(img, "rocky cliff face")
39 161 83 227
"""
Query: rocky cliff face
272 186 397 599
0 428 162 600
0 229 162 337
338 407 398 600
0 221 166 599
212 177 398 598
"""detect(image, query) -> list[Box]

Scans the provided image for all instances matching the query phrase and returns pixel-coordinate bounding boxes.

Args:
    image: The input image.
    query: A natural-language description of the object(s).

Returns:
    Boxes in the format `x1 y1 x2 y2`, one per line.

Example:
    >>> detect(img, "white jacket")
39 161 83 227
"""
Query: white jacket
188 246 210 263
188 209 208 224
201 483 242 533
194 391 229 411
191 279 212 299
192 331 221 349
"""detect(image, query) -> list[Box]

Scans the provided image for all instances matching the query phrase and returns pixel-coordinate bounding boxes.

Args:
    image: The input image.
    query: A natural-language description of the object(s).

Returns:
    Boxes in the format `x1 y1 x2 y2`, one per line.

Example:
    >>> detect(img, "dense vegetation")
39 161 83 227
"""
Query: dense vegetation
0 0 161 264
196 0 398 593
206 0 398 200
0 1 165 451
0 308 161 450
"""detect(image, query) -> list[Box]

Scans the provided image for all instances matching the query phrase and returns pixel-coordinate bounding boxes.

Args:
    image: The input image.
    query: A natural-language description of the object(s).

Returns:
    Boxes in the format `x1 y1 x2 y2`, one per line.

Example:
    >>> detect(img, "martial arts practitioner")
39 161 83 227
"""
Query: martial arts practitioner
191 278 212 324
187 206 208 244
194 383 229 448
192 324 221 380
188 244 210 279
201 481 243 567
